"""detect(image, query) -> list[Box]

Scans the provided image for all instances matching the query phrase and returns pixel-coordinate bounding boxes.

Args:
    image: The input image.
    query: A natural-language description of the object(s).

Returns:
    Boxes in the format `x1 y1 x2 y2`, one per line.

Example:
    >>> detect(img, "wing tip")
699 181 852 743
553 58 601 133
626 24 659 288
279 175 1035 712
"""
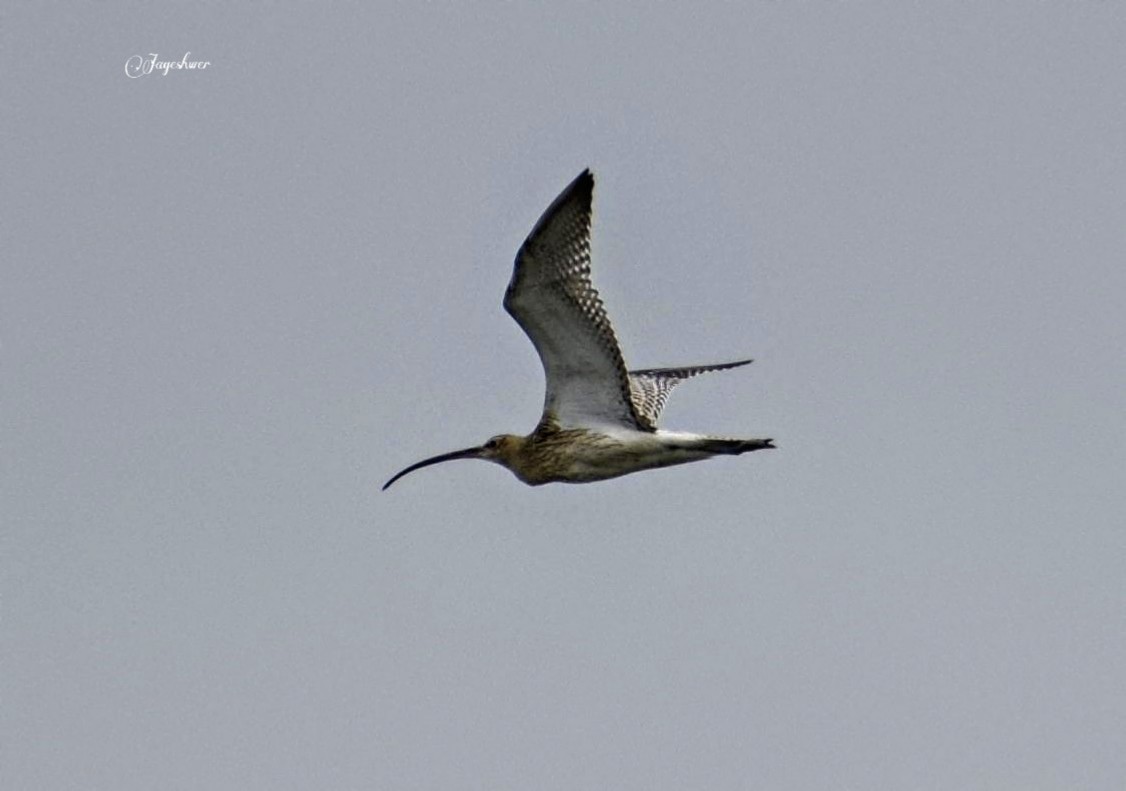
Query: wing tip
570 167 594 198
628 358 754 378
518 168 597 257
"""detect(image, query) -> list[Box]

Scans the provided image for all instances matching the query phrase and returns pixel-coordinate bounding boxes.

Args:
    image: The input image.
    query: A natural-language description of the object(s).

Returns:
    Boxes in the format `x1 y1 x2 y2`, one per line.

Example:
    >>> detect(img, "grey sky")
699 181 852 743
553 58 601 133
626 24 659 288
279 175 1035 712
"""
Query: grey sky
5 3 1126 789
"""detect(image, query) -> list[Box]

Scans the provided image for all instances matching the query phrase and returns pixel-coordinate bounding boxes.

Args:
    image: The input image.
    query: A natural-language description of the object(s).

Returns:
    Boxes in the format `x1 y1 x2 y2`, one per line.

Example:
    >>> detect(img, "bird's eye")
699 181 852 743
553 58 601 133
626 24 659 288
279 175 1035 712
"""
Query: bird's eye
485 438 499 449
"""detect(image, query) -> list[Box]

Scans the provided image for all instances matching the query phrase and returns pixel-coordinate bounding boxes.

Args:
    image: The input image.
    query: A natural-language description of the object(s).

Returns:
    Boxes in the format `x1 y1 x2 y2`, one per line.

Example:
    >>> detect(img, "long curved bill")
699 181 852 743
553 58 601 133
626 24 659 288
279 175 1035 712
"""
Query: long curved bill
382 446 485 490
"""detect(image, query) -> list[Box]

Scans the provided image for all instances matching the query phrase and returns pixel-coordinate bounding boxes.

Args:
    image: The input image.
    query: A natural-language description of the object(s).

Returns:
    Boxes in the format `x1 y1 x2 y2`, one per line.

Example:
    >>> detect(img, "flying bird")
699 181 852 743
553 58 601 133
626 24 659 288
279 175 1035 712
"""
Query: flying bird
383 169 774 490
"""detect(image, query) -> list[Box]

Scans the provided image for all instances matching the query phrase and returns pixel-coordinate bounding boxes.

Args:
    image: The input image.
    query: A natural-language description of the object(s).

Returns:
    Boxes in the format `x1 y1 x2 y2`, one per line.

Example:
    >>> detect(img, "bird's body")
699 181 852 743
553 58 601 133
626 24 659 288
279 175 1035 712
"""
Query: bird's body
383 169 774 490
473 420 773 487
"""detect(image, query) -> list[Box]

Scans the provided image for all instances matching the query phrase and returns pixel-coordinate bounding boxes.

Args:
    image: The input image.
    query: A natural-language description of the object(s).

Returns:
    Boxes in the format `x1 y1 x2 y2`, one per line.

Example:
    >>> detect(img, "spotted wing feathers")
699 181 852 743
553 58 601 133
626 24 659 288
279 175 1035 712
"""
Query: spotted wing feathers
628 359 753 427
504 170 646 430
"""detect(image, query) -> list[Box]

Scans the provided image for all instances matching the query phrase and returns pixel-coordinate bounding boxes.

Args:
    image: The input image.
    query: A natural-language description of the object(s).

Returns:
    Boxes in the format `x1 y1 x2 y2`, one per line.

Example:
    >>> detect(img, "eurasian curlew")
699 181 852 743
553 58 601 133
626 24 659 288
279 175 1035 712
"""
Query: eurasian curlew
383 169 774 489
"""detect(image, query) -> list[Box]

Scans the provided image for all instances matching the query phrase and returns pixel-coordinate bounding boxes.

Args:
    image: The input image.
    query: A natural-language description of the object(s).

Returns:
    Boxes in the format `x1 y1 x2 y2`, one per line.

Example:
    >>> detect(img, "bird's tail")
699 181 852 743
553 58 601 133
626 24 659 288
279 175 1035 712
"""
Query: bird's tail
695 437 775 455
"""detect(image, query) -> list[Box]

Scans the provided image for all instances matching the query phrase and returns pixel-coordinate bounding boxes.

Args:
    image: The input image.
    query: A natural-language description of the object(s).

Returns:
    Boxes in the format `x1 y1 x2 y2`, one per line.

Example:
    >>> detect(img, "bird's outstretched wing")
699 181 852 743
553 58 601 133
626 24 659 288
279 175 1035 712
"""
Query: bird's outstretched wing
628 359 753 427
503 170 648 431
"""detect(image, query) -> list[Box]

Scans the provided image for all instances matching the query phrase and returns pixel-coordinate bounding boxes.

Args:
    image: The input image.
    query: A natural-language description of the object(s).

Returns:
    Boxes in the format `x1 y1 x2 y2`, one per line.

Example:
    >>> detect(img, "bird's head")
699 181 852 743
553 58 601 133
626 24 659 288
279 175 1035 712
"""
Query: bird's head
382 433 526 490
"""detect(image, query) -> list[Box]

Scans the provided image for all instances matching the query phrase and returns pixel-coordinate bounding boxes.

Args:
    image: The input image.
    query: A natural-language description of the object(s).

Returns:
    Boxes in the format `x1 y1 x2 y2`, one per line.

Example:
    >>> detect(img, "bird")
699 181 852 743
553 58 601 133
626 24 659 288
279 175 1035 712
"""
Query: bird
383 169 774 490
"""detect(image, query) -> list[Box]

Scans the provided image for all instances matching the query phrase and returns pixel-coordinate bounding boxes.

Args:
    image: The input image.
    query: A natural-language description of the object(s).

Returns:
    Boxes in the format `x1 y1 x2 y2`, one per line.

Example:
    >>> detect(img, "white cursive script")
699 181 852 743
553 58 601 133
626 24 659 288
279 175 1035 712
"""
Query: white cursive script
125 52 211 78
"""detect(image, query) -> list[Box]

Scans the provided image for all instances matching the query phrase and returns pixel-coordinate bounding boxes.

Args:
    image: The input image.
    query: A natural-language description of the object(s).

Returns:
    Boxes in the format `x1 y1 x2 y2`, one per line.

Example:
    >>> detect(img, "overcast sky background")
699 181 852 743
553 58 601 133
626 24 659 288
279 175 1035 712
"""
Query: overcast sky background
5 3 1126 789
